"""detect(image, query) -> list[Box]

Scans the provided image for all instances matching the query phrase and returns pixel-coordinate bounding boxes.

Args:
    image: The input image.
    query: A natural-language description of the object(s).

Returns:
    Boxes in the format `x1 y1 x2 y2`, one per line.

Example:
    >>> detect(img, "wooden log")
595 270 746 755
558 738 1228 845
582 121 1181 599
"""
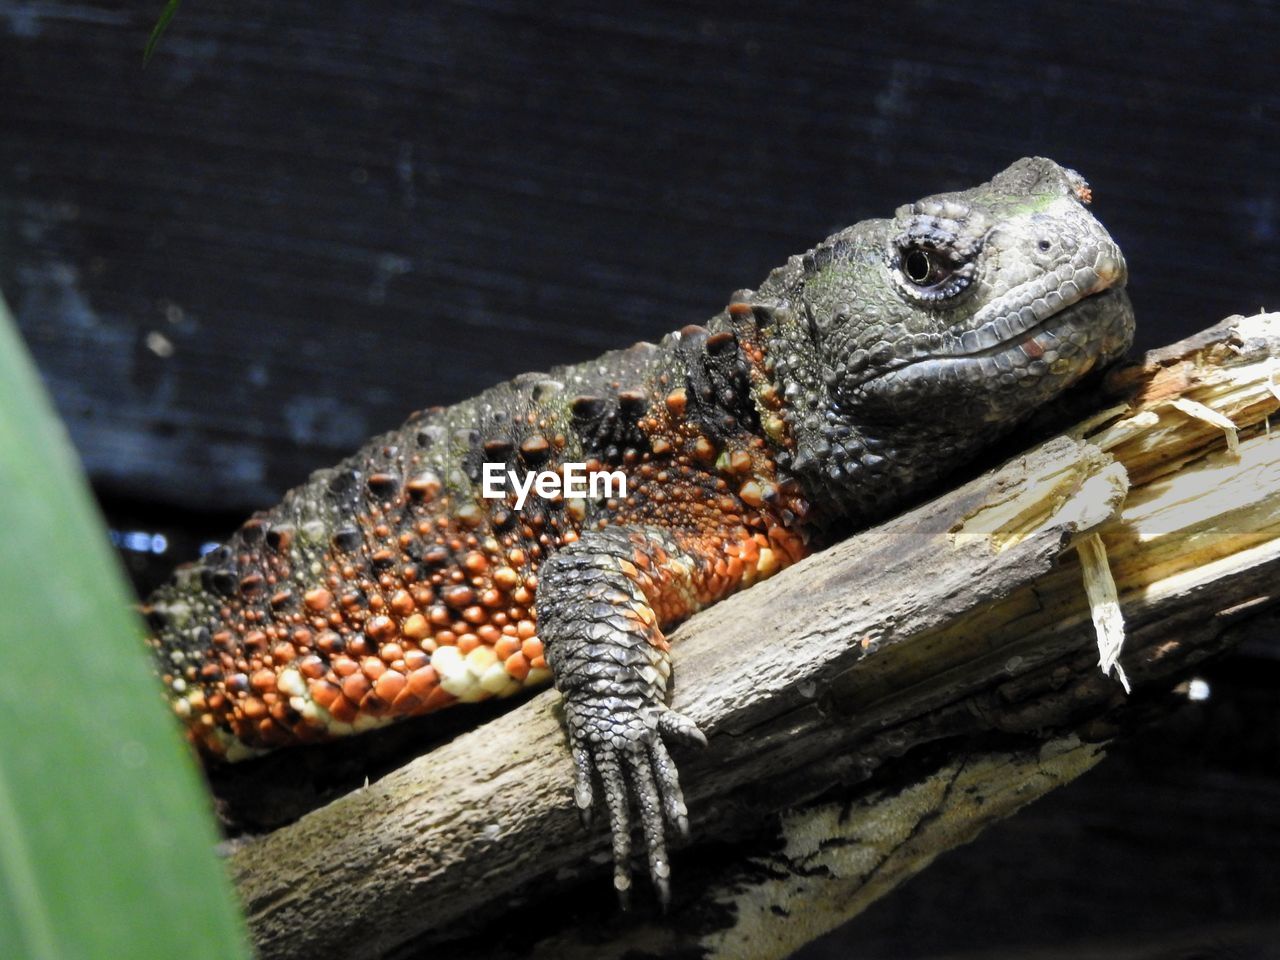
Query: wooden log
229 314 1280 960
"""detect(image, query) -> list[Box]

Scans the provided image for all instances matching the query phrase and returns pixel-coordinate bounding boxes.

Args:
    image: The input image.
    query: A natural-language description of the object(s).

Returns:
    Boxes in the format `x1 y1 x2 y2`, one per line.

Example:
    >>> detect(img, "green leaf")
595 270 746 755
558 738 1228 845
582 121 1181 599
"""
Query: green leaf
144 0 183 67
0 292 252 960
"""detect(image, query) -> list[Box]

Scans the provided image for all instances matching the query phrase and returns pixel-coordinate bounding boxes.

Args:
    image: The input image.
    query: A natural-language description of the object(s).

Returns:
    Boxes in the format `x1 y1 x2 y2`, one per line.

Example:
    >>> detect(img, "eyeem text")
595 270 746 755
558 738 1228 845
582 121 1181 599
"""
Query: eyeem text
481 462 627 510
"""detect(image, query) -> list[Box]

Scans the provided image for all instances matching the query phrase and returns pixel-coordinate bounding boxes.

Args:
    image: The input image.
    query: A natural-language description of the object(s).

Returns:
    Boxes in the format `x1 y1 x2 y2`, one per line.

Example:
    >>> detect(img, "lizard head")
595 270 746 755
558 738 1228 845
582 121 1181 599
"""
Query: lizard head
751 157 1135 523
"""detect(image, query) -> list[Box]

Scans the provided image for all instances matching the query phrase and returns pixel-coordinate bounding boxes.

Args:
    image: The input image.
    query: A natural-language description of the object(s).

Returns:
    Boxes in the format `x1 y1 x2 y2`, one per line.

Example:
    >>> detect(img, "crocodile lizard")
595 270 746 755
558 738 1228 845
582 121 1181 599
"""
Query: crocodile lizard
144 157 1134 905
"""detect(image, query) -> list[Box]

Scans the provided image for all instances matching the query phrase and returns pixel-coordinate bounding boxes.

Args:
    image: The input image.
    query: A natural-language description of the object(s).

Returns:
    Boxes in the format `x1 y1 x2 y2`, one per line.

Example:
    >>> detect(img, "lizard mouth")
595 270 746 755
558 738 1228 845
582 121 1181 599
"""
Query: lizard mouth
856 254 1133 401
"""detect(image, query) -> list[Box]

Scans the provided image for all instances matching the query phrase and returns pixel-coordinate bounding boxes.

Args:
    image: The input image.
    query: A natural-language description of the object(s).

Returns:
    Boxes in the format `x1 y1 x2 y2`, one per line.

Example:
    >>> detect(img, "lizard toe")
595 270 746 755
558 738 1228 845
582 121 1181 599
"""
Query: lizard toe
648 735 691 839
657 706 707 750
623 744 672 909
594 748 635 907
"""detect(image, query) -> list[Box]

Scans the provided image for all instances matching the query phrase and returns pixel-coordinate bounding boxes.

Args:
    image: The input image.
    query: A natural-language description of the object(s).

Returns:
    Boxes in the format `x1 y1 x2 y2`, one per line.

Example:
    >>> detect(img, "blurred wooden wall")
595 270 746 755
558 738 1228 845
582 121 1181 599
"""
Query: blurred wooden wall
3 1 1278 519
2 3 1278 958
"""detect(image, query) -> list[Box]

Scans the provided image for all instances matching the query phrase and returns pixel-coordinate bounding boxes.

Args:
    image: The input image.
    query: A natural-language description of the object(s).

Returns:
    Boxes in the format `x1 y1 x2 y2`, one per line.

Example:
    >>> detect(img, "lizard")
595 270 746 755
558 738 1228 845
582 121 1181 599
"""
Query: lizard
143 157 1135 906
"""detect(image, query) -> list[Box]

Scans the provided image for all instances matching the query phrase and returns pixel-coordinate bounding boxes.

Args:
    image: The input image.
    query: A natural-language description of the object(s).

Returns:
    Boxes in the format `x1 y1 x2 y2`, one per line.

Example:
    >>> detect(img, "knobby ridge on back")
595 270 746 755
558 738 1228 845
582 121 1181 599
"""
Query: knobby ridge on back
145 157 1134 906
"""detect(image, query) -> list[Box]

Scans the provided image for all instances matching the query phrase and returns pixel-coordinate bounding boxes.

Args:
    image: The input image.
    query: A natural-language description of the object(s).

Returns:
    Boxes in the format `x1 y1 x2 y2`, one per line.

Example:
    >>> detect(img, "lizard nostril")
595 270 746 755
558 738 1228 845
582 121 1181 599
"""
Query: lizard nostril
1037 239 1052 252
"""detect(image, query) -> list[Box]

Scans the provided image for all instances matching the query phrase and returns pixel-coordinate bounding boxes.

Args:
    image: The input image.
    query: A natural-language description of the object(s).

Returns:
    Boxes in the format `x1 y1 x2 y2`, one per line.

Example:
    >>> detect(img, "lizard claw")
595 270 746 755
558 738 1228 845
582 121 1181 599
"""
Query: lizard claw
571 740 596 827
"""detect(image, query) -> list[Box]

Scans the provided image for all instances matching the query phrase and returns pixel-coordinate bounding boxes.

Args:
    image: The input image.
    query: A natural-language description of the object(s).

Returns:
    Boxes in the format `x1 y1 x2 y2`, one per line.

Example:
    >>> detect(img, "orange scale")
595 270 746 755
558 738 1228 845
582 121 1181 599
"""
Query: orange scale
391 687 423 713
401 613 430 640
362 657 387 680
389 590 415 618
367 615 397 641
250 669 276 694
374 670 406 702
328 695 358 724
309 679 342 710
346 635 372 657
494 635 521 660
403 649 430 671
521 637 544 661
529 655 547 670
341 673 371 703
406 665 438 696
770 528 808 563
332 656 359 678
421 686 457 712
504 651 530 682
456 633 481 654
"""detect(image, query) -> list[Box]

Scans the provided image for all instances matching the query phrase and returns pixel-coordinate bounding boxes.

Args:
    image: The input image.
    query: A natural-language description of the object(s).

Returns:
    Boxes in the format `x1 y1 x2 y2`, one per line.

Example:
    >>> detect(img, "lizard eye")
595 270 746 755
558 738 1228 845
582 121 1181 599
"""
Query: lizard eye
901 247 953 288
892 239 976 304
903 249 935 285
891 217 980 305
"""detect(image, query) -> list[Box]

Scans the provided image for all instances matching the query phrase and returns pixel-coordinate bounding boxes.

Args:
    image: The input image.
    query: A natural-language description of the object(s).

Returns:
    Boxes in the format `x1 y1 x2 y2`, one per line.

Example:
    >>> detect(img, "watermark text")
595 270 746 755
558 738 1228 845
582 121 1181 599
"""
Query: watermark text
481 462 627 510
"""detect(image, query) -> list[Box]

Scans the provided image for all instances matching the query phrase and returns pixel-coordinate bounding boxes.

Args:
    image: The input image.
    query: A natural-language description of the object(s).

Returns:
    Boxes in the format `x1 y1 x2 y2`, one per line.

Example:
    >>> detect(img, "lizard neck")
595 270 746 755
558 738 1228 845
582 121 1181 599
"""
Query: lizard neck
733 290 1005 533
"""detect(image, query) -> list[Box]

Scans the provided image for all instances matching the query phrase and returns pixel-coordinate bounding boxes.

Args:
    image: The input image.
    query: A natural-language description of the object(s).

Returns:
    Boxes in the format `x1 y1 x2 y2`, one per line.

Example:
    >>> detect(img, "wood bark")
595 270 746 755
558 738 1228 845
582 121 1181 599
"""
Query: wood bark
229 314 1280 960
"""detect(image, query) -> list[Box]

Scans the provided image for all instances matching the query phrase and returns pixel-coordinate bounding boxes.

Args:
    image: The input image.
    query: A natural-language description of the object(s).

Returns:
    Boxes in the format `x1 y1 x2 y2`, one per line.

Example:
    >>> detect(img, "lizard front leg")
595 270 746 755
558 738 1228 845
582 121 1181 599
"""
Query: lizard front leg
537 524 714 907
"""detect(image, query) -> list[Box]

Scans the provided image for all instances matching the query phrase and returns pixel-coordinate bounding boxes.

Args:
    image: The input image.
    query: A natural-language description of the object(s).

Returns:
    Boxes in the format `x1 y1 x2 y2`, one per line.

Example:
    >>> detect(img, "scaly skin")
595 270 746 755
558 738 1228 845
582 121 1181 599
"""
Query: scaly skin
145 157 1134 905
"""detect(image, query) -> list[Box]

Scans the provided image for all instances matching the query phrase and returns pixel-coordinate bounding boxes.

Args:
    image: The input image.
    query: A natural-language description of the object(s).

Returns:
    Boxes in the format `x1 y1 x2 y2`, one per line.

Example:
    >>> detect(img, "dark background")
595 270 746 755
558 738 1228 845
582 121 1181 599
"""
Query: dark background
2 2 1278 957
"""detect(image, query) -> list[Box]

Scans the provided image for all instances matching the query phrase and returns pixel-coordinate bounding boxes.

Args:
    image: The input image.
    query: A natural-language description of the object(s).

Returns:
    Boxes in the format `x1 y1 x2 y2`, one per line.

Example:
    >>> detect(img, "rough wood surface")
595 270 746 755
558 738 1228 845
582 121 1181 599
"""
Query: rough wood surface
228 314 1280 960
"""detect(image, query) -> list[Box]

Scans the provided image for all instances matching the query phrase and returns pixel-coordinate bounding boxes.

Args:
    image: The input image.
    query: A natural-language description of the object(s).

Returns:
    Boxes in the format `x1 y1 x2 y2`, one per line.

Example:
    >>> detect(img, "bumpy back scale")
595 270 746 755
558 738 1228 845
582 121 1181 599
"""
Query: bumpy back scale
147 316 807 760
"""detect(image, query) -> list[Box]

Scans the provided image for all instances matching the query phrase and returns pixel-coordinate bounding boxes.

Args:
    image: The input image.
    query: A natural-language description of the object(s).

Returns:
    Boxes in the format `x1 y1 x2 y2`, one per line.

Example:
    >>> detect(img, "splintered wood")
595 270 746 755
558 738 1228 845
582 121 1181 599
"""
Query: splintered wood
1068 313 1280 696
1078 533 1129 692
231 314 1280 960
1079 313 1280 661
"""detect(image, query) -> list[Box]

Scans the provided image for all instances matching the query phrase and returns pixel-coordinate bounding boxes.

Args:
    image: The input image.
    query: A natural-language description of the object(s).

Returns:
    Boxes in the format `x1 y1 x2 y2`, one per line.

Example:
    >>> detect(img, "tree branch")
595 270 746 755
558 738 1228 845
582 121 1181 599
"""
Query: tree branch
229 314 1280 960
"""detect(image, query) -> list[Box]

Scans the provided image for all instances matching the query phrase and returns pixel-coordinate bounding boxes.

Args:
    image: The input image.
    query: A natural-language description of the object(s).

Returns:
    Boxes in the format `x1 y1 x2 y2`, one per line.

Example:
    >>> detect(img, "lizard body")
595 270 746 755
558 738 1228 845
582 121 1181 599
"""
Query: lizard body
145 158 1134 902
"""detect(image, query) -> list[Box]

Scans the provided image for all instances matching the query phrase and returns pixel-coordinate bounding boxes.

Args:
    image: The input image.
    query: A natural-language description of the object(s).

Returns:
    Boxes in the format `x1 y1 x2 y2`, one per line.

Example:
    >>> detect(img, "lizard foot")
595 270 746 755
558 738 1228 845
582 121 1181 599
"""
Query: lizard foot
567 703 706 908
